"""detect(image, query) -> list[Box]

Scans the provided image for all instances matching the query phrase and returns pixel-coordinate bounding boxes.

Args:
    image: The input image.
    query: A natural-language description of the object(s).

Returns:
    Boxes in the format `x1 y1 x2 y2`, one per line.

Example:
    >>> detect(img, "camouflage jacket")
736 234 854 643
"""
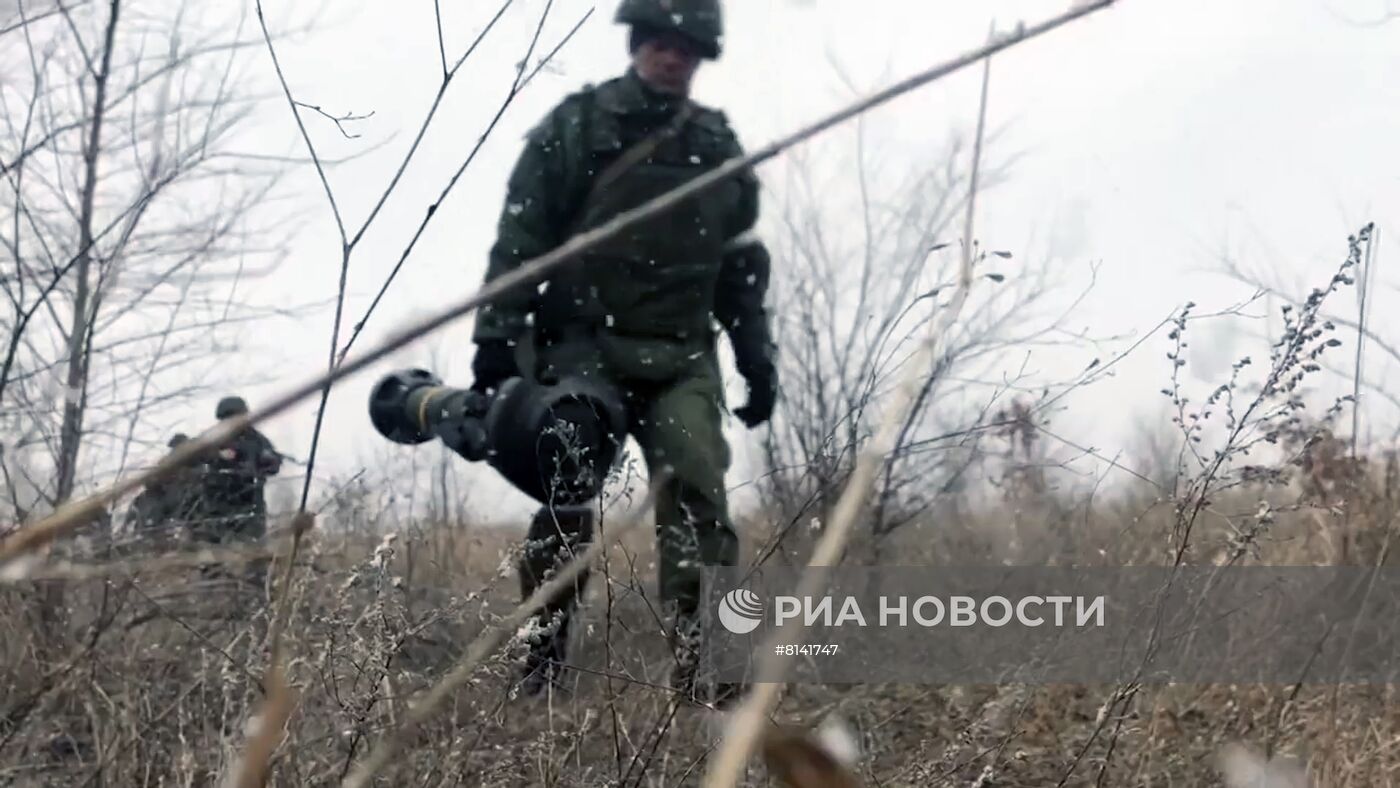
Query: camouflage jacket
127 460 205 531
202 427 281 513
472 69 776 384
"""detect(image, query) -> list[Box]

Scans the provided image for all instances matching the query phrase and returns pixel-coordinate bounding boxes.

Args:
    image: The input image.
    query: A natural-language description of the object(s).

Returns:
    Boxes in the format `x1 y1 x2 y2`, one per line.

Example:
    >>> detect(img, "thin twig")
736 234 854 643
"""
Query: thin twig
433 0 448 77
348 0 516 250
959 35 992 277
1352 227 1378 457
2 542 280 581
228 663 297 788
262 511 315 663
254 0 346 244
335 4 592 364
124 579 263 685
0 0 92 37
292 100 374 139
284 1 553 517
339 473 669 788
223 511 314 785
255 0 356 518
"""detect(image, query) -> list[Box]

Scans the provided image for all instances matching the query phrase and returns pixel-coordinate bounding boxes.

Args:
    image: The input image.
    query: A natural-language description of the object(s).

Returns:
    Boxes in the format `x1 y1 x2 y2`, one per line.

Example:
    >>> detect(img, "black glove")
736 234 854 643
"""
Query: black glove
734 370 776 428
257 449 282 477
471 340 518 394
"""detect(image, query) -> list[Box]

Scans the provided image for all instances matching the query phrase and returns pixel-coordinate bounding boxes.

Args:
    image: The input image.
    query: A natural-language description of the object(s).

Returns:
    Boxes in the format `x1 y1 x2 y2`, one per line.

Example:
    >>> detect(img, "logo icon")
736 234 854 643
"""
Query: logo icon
718 588 765 634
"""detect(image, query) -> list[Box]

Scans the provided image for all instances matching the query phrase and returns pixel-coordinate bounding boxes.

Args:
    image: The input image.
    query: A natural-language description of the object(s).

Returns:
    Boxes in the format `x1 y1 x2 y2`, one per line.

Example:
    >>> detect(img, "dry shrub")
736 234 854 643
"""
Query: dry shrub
4 230 1396 786
1 482 1397 787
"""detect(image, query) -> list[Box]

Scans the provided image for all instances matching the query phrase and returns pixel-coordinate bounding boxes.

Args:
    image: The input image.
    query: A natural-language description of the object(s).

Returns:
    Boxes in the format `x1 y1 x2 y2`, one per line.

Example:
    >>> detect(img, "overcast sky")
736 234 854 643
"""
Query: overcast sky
168 0 1400 523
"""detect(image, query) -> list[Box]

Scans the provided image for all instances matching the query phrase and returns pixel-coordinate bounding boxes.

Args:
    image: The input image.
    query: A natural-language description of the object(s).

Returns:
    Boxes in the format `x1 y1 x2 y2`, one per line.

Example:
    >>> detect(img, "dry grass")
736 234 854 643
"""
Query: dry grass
2 451 1398 788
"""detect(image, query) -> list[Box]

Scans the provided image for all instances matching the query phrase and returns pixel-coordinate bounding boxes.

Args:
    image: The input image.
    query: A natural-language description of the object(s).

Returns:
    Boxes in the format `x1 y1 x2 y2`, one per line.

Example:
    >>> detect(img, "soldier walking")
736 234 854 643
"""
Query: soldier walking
469 0 777 700
195 396 282 545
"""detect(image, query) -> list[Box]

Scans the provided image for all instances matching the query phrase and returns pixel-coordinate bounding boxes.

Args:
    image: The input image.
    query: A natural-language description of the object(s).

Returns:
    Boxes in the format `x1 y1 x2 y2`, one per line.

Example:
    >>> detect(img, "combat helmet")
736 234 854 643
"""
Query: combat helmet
216 396 249 419
616 0 722 59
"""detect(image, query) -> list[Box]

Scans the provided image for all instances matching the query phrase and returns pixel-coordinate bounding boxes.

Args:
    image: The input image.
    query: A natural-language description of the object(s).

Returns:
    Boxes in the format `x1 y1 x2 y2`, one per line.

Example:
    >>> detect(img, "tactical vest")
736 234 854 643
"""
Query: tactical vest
533 89 742 381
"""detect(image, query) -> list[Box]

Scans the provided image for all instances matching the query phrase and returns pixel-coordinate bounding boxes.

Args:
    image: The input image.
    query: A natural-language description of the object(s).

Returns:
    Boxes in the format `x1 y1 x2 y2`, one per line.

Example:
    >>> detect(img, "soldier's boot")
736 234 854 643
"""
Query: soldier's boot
655 486 744 708
666 604 745 708
517 504 594 697
520 608 578 697
667 603 703 702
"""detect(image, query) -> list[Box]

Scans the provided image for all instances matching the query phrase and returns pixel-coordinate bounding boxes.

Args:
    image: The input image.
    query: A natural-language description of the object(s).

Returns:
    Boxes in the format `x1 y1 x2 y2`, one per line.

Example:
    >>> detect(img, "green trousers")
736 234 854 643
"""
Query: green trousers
530 333 740 614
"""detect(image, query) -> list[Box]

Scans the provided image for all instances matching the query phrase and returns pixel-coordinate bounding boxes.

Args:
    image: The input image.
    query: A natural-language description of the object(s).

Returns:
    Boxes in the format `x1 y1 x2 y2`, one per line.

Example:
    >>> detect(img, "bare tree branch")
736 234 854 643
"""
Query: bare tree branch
292 100 373 139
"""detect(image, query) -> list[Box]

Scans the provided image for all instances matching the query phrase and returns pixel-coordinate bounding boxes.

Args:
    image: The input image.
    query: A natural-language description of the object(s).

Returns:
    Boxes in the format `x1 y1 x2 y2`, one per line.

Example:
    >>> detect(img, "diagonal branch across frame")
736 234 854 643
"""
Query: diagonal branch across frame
0 0 1118 613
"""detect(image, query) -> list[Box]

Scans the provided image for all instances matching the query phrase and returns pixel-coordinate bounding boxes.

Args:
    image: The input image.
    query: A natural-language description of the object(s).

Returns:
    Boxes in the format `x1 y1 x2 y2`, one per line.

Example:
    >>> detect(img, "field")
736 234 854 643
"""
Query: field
2 1 1395 786
3 459 1397 786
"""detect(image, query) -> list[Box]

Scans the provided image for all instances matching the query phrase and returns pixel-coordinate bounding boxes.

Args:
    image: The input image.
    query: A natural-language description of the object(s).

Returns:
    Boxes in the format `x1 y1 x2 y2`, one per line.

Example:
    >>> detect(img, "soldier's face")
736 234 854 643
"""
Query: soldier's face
633 32 701 96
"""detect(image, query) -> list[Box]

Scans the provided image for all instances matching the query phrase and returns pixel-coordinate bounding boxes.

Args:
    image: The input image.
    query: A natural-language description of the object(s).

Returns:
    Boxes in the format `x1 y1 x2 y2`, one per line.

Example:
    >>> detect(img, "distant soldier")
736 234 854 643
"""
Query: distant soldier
126 433 205 542
195 396 282 544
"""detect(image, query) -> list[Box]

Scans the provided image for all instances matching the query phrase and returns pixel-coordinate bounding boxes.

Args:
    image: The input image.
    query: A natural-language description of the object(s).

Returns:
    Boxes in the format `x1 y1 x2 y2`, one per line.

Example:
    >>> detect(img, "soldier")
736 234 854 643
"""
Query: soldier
469 0 777 699
126 433 205 543
195 396 282 544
